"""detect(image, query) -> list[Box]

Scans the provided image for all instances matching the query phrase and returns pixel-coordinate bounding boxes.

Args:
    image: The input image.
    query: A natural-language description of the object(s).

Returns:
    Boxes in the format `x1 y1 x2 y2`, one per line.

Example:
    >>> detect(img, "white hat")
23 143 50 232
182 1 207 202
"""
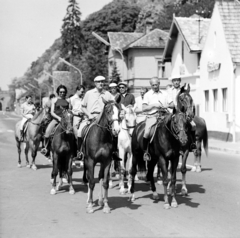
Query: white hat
169 74 182 81
94 75 105 82
109 83 117 87
118 81 128 87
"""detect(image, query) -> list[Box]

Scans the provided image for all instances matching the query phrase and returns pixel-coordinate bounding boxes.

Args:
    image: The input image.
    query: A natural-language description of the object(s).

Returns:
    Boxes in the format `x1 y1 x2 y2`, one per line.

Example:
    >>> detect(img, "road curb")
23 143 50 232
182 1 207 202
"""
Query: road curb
209 146 240 154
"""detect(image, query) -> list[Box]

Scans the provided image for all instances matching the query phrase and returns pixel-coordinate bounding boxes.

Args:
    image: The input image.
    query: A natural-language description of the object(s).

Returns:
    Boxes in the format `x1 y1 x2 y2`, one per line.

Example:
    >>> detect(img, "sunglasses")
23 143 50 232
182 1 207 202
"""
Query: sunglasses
59 91 66 94
119 87 125 89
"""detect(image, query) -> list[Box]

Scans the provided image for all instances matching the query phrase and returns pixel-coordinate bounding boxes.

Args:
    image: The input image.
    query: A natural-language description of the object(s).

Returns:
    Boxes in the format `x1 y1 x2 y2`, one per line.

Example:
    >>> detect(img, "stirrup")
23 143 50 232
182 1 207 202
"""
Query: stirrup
77 151 84 160
40 148 48 156
143 152 151 161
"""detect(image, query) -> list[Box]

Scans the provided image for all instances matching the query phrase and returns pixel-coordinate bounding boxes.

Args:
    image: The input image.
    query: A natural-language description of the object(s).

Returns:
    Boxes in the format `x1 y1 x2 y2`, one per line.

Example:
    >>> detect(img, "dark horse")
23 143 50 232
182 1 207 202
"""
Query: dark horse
130 109 189 209
50 109 76 195
82 99 120 213
175 84 208 195
15 107 51 170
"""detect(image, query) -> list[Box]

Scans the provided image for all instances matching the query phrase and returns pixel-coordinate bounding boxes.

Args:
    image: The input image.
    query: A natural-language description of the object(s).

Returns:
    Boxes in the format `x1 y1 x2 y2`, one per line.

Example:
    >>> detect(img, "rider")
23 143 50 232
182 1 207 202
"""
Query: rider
69 85 85 147
142 77 173 161
40 85 69 156
19 95 36 141
135 87 148 124
78 75 120 161
109 82 120 101
43 93 56 111
168 74 197 151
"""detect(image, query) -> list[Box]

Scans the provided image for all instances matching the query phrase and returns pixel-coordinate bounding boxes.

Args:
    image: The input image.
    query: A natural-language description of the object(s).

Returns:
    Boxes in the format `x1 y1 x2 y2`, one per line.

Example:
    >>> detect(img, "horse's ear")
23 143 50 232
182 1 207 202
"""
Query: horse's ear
102 97 108 105
187 83 190 93
180 84 186 93
115 94 121 104
121 104 127 112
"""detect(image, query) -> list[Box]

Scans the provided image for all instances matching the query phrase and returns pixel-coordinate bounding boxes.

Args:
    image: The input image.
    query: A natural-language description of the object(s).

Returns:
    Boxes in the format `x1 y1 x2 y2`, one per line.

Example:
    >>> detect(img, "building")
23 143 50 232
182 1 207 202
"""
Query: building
163 15 210 115
0 90 10 111
107 26 171 95
199 0 240 142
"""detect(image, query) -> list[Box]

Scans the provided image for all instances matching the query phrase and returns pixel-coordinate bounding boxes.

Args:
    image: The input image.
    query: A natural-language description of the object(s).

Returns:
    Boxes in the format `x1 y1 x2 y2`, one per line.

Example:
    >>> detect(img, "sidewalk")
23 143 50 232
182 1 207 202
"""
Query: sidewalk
209 138 240 154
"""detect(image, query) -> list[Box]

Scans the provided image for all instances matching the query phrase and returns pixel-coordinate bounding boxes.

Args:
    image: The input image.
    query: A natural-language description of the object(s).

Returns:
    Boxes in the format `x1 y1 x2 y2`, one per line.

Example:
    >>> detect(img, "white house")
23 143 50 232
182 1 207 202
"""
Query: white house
107 26 172 95
163 15 210 115
199 0 240 142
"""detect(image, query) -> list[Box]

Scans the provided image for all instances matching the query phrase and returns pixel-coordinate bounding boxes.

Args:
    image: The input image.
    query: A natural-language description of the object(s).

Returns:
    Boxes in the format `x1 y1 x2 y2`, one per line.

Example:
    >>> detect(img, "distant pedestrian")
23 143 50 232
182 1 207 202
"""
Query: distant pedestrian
135 87 148 124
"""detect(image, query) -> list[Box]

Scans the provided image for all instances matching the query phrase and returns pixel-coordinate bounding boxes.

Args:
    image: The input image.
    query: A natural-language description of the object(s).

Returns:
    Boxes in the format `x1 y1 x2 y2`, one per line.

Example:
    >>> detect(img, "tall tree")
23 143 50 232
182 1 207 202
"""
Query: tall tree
111 61 121 83
60 0 84 62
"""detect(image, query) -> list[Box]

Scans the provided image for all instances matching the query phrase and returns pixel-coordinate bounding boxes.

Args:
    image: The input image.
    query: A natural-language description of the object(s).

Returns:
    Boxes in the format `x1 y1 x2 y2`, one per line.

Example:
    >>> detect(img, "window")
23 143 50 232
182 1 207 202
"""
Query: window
204 90 209 112
158 61 165 78
222 88 227 112
213 89 218 112
182 41 184 63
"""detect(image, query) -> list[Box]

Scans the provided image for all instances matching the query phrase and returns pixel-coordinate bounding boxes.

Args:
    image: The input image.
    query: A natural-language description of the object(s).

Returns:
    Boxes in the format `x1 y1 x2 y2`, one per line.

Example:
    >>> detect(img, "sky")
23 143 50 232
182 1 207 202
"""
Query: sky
0 0 112 90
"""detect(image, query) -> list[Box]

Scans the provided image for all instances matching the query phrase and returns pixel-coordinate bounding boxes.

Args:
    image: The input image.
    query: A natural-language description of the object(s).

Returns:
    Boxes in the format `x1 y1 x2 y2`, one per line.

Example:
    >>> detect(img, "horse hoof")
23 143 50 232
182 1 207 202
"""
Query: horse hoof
98 199 104 207
31 164 37 170
152 192 159 200
50 188 56 195
196 166 202 173
17 163 22 168
103 206 111 214
181 188 188 196
157 180 163 185
191 166 197 172
119 188 126 195
129 194 135 202
26 164 31 168
62 178 68 184
171 201 178 208
86 204 94 214
69 189 75 195
164 203 171 209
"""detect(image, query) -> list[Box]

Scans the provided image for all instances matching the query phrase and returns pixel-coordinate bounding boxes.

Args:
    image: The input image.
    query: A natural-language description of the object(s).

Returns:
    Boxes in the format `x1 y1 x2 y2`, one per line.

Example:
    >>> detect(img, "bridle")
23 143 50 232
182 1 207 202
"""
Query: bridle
178 93 194 121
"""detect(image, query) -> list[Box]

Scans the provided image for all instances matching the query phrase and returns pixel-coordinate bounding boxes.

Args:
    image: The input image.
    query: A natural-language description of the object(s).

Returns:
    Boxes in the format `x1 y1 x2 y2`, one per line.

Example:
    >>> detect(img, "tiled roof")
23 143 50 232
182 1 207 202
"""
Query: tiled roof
107 32 143 50
124 29 169 49
175 17 210 51
217 0 240 63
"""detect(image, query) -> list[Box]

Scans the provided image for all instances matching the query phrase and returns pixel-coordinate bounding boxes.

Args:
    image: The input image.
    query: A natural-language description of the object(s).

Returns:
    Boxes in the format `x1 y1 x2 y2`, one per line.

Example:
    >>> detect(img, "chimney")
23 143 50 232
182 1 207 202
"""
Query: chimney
145 19 153 34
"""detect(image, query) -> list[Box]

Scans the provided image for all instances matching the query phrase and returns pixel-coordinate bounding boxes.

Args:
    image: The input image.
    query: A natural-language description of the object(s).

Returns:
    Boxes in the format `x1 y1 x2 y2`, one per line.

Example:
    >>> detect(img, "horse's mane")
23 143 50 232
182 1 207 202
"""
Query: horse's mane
31 108 44 121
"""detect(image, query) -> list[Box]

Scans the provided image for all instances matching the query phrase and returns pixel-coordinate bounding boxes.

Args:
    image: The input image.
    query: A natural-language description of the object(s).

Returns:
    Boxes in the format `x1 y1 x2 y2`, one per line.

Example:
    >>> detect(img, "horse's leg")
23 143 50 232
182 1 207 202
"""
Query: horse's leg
68 157 75 195
86 159 95 213
108 161 114 189
29 139 39 170
119 148 126 194
56 169 63 191
102 162 111 214
129 151 139 202
181 151 189 196
24 142 30 168
195 140 202 172
158 155 170 209
148 159 159 200
170 156 179 208
98 178 104 206
50 152 58 195
16 139 22 168
157 160 163 185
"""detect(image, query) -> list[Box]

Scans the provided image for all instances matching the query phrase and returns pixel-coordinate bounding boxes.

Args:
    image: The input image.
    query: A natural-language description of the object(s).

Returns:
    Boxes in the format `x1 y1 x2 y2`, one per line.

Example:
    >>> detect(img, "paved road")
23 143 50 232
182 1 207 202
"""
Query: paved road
0 112 239 238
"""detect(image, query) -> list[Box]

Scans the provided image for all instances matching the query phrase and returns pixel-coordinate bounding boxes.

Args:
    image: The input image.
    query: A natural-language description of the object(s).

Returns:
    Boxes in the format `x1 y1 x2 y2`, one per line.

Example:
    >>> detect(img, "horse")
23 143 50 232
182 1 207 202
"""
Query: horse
15 107 51 170
116 104 138 195
50 109 76 195
129 109 189 209
155 84 208 195
82 99 120 213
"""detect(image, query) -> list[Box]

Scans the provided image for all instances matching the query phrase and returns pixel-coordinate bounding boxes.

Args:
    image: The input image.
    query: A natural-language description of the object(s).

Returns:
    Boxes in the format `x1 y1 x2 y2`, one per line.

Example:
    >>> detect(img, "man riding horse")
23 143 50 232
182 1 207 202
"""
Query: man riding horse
19 95 36 141
40 85 70 157
142 77 173 161
78 75 120 161
168 74 197 151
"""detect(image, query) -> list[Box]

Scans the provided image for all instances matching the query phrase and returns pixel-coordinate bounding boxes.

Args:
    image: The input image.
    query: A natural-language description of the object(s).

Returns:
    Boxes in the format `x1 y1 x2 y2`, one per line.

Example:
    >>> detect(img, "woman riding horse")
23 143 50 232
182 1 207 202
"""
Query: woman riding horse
41 85 70 157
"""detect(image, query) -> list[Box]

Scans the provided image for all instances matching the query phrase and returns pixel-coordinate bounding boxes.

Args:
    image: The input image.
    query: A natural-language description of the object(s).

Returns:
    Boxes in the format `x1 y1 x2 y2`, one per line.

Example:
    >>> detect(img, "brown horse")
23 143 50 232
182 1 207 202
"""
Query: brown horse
50 109 76 195
15 107 51 170
130 109 189 209
82 99 120 213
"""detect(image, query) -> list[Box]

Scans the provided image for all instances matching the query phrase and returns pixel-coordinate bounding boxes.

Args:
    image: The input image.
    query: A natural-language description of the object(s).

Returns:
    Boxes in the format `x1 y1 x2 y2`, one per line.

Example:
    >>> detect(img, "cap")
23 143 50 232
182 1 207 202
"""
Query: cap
109 83 118 87
94 75 105 82
169 74 182 81
118 81 128 87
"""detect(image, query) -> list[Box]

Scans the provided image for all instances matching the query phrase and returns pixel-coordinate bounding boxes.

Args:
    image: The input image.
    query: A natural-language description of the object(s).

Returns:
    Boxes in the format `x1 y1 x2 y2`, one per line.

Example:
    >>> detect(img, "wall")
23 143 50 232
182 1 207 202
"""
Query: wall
0 91 10 111
199 6 238 141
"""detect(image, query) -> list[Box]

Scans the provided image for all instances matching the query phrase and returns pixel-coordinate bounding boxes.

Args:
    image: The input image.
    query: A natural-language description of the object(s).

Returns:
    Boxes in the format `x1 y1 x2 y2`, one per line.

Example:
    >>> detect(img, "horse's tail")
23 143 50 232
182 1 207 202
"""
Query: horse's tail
202 122 209 157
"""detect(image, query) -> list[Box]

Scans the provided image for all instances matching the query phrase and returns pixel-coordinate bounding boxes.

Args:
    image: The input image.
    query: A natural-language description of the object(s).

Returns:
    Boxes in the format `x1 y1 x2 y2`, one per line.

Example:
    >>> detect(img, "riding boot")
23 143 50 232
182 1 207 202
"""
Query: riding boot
40 137 50 156
143 137 151 161
77 137 83 160
112 136 122 161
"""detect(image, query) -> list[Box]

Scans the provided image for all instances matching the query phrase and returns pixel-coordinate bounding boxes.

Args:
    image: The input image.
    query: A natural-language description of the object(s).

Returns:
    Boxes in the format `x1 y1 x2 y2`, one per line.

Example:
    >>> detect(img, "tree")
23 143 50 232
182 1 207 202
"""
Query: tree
60 0 84 62
111 61 121 83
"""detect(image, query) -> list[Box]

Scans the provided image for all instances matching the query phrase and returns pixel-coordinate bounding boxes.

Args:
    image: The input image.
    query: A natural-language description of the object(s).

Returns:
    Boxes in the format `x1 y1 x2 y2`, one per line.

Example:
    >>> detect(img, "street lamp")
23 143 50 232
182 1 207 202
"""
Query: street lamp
92 31 124 80
59 57 83 85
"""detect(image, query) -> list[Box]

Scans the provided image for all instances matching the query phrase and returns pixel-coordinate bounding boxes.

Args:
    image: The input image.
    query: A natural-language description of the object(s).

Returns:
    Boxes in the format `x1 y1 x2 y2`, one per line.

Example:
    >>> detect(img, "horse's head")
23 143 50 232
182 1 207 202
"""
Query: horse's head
102 98 120 136
171 110 188 146
121 104 136 136
177 84 194 120
60 109 74 134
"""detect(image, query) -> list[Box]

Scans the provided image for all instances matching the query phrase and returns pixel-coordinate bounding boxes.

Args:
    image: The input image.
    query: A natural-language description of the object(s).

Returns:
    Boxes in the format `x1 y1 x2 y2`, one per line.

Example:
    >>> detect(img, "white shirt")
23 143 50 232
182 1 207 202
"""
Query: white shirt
135 96 144 116
143 89 172 115
168 87 180 107
69 94 83 116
